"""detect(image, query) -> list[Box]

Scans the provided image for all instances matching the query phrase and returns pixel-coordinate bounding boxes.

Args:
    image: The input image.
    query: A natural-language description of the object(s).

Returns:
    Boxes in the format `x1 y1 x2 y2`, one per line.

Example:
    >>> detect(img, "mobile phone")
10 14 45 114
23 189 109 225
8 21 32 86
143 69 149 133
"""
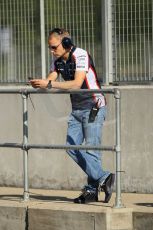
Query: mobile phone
28 77 33 80
88 106 99 123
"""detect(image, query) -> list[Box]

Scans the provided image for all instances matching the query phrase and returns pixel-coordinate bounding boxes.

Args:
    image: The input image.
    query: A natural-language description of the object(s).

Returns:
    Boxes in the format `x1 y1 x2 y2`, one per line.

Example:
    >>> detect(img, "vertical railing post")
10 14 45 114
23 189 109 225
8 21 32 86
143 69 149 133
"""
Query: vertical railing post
101 0 113 85
114 89 123 208
40 0 46 78
22 92 29 201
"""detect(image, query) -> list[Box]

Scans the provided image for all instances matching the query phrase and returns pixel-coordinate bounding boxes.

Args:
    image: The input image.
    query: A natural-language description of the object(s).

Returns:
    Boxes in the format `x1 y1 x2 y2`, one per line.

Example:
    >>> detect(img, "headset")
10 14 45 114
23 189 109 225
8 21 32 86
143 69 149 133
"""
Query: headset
49 28 73 49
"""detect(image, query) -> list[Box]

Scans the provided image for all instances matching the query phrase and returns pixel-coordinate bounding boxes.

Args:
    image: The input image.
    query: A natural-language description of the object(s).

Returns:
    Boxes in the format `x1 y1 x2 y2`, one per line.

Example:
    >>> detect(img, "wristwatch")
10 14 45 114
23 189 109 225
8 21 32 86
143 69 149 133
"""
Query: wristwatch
47 80 52 89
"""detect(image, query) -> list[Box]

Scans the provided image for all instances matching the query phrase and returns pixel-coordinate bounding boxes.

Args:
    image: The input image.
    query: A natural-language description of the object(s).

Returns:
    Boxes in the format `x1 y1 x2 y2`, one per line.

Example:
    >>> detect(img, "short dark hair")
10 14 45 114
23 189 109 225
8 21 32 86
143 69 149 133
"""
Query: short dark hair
49 28 70 38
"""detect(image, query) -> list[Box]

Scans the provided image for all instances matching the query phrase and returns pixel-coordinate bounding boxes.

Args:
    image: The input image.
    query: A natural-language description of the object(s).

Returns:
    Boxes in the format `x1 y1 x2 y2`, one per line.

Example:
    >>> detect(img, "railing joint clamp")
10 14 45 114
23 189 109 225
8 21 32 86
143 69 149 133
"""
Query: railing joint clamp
114 89 121 99
20 89 29 98
22 144 29 151
115 145 121 152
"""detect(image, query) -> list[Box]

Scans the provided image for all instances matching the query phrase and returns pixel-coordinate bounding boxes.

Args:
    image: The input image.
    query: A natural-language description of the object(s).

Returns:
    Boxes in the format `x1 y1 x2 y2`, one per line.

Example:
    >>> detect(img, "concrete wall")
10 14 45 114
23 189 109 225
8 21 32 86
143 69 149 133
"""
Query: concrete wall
0 86 153 193
0 206 26 230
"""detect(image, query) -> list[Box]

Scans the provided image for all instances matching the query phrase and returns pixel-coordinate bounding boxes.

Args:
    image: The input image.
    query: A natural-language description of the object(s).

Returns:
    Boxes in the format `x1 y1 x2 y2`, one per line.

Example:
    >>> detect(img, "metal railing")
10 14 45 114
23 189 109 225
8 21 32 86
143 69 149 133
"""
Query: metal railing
0 88 123 208
0 0 101 83
112 0 153 83
1 0 153 84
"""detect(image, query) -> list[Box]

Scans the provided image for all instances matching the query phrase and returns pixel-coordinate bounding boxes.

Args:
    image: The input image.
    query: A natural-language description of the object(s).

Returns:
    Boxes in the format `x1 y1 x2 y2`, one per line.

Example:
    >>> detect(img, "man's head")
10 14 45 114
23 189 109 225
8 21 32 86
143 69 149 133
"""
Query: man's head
48 28 73 58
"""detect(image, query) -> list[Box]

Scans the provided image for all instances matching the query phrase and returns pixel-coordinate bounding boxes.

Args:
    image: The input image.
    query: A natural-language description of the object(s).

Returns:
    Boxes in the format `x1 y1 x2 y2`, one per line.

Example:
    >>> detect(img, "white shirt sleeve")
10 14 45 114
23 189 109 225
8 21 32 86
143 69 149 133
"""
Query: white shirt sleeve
75 50 89 72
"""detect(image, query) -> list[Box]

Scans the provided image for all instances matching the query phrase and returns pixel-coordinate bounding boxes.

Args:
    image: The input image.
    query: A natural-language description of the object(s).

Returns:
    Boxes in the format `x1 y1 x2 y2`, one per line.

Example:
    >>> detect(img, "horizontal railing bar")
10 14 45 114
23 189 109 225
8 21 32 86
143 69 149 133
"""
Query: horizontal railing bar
0 143 115 151
0 143 22 148
0 88 115 94
28 144 115 151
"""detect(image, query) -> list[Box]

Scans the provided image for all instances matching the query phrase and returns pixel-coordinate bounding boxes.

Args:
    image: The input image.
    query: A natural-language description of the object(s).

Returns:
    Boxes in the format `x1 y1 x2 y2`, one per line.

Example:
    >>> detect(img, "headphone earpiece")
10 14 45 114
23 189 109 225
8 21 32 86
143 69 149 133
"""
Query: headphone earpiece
61 37 73 49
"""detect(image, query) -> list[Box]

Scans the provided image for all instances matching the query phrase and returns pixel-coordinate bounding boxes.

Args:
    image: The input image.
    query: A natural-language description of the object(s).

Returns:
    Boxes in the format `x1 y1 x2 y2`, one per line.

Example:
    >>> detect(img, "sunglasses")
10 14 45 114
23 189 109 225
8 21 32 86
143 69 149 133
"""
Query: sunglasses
48 42 61 50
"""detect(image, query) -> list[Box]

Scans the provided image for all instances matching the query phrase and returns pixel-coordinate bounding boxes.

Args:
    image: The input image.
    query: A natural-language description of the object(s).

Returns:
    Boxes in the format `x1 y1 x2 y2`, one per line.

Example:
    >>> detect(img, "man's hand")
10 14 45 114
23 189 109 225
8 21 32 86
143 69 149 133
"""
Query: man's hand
30 79 49 88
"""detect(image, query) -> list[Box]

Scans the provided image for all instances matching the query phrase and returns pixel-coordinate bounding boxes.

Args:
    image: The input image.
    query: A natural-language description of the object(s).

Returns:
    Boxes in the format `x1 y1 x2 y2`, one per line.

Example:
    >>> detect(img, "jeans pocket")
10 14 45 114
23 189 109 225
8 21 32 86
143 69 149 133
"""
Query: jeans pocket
96 106 107 123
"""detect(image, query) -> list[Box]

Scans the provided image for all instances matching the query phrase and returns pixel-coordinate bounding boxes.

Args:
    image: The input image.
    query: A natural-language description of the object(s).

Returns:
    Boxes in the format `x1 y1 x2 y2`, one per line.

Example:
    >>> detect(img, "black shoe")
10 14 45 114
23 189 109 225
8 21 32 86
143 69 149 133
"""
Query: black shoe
100 173 115 203
74 188 98 204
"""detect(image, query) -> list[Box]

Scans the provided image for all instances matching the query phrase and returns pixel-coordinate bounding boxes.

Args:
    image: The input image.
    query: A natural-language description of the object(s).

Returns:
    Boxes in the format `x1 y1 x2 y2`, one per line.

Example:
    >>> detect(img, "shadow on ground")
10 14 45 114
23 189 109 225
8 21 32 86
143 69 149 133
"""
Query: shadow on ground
135 203 153 207
0 194 73 202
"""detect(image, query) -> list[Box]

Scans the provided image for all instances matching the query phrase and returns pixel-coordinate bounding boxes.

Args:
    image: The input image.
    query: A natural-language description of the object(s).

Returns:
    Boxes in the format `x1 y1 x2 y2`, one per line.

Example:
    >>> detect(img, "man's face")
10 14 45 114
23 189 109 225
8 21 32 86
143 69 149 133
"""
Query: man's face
48 36 65 58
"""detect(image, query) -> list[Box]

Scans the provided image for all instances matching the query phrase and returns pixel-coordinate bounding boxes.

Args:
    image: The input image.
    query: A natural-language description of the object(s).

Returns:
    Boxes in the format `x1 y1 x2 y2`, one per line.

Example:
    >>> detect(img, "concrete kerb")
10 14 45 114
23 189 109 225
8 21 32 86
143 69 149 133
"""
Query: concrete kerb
0 188 153 230
0 202 133 230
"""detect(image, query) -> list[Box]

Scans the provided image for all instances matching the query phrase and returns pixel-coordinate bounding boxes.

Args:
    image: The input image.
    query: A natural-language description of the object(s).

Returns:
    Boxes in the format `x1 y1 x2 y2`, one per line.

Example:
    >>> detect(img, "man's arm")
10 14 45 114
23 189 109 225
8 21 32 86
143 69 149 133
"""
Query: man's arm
30 71 58 88
51 71 86 89
30 71 86 89
47 71 58 81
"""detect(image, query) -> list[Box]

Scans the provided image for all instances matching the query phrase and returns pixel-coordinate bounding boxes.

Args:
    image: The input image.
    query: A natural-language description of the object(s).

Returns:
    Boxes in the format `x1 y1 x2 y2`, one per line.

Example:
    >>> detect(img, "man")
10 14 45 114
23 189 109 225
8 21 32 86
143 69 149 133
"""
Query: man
30 28 115 204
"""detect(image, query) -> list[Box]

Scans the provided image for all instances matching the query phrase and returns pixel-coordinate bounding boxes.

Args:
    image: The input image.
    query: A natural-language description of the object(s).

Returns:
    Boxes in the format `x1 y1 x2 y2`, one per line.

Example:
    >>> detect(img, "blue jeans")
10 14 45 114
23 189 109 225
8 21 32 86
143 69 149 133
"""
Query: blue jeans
66 106 110 190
